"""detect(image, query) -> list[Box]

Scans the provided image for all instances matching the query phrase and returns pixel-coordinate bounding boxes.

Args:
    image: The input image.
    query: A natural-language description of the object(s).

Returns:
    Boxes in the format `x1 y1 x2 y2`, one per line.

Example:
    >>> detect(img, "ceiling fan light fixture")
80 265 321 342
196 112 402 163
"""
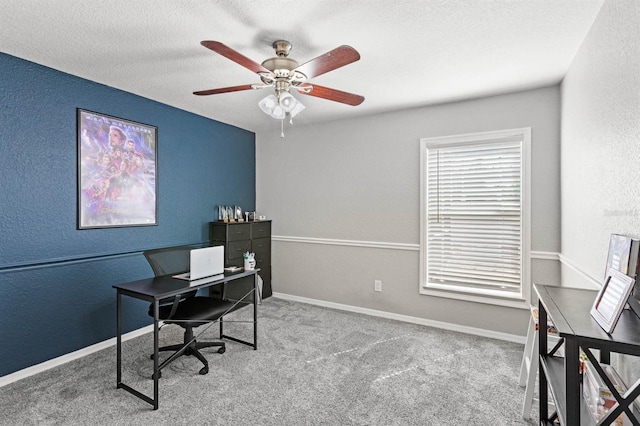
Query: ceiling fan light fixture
259 94 285 119
259 94 278 110
288 99 305 118
259 91 304 120
279 92 296 112
272 105 285 119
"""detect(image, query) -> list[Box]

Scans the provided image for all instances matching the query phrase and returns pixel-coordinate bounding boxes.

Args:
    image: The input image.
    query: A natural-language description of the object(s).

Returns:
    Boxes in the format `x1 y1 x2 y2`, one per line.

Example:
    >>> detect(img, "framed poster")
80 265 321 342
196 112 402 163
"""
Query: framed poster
77 109 158 229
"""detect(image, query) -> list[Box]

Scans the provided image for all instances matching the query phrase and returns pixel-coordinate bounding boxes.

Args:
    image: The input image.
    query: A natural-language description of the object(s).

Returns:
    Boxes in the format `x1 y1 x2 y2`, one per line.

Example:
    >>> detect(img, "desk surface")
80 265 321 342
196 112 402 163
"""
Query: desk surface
113 269 260 301
535 284 640 353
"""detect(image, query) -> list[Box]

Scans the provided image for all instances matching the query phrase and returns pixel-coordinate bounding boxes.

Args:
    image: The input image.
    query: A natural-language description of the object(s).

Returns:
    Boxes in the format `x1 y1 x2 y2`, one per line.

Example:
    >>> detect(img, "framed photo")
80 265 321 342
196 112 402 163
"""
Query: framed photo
590 267 636 334
77 109 158 229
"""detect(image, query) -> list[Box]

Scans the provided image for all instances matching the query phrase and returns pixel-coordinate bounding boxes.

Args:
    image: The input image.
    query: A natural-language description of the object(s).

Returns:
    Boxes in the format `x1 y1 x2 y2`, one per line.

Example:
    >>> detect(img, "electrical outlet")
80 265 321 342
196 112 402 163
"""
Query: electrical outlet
374 280 382 292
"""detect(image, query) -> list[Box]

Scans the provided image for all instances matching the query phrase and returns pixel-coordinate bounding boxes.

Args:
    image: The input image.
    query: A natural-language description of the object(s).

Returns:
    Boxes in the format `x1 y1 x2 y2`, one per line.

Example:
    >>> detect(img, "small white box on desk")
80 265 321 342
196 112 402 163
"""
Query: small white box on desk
583 360 632 426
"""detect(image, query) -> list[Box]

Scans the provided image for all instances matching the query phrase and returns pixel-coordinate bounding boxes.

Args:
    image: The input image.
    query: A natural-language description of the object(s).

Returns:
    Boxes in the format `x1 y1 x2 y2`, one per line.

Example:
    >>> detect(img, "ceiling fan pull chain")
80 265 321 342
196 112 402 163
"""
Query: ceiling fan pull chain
281 118 285 138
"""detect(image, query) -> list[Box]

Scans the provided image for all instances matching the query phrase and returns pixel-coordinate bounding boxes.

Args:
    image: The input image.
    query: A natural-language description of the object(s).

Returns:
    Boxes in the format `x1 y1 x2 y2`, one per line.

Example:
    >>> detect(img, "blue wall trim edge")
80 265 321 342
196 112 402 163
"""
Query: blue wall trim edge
0 242 208 273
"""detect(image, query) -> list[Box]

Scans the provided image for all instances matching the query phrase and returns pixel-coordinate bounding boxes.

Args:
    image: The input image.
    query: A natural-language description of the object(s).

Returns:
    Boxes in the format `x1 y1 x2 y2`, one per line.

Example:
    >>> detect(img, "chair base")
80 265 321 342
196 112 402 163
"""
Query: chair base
151 326 225 377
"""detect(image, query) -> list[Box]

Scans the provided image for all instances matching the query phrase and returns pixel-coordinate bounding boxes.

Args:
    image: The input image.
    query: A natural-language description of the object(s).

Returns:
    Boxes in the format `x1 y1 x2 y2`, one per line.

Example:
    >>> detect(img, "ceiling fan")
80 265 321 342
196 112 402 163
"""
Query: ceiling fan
193 40 365 126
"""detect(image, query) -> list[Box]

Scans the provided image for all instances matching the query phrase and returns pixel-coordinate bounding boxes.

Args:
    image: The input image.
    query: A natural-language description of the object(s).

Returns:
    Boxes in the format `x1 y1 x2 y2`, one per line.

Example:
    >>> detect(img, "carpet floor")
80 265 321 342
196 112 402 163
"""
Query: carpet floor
0 297 538 425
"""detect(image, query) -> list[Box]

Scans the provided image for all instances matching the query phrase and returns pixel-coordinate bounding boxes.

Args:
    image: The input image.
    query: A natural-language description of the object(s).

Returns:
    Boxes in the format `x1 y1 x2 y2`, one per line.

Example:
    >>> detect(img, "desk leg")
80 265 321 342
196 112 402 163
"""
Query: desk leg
152 300 159 410
116 291 122 387
115 293 160 410
565 338 580 426
253 273 258 350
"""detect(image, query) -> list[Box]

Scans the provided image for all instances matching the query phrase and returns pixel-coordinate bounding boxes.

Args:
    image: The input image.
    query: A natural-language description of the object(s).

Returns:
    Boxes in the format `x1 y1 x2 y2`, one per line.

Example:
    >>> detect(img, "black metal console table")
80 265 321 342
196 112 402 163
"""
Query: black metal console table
535 284 640 425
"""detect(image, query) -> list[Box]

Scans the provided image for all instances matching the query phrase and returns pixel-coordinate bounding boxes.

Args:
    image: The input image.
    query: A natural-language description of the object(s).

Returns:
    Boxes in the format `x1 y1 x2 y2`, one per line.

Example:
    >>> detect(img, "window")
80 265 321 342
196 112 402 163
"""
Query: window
419 128 531 308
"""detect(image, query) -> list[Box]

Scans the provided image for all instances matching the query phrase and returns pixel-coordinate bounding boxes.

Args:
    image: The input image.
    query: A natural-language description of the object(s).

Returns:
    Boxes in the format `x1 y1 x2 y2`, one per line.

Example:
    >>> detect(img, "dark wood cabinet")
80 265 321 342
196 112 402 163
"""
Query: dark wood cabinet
210 220 272 300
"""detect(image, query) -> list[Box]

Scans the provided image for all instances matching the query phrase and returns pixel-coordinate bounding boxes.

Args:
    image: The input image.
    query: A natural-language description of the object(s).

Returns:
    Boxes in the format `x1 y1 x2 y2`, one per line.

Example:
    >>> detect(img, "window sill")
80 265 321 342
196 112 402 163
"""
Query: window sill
420 286 530 309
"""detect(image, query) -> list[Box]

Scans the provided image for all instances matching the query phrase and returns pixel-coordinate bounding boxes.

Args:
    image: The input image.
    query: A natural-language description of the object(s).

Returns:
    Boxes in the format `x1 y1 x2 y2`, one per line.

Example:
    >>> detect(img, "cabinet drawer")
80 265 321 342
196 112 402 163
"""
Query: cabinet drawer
227 223 251 241
252 237 271 262
255 257 269 271
251 221 271 239
227 240 251 261
210 222 251 242
223 276 257 304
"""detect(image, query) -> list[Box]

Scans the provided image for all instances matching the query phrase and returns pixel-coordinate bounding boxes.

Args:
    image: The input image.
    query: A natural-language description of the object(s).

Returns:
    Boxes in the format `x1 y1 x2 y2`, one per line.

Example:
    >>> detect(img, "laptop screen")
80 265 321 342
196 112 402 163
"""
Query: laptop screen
188 246 224 280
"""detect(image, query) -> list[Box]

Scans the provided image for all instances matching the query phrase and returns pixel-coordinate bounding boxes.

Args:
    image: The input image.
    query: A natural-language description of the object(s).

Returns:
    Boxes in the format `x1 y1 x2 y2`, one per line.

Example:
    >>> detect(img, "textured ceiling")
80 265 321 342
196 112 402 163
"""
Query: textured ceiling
0 0 604 133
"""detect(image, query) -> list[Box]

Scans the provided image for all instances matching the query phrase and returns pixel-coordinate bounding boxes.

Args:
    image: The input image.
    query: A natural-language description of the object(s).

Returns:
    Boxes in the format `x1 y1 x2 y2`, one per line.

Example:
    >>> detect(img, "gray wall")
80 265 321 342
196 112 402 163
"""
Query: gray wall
560 0 640 383
256 86 561 338
560 0 640 288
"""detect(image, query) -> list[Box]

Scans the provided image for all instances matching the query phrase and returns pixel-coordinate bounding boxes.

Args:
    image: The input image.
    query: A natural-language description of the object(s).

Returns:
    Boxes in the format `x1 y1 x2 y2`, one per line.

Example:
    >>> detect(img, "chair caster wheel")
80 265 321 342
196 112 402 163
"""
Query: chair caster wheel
218 347 226 354
150 354 155 360
199 366 209 375
152 371 162 380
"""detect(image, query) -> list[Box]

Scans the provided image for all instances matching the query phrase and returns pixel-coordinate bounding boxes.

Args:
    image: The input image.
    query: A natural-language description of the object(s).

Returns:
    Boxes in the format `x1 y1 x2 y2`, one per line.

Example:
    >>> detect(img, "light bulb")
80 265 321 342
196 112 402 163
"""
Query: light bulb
259 95 278 114
271 105 285 119
259 94 285 119
279 92 296 112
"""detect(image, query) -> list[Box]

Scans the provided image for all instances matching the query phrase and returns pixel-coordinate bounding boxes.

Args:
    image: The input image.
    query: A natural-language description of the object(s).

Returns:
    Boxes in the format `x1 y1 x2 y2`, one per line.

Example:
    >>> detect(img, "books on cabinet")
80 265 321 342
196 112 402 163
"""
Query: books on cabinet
583 360 633 425
589 234 640 334
606 234 640 278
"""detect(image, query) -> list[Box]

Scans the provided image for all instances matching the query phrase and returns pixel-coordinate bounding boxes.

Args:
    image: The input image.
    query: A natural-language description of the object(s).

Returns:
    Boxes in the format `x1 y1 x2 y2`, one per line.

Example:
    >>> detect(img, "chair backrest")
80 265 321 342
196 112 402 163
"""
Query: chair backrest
143 245 197 276
143 245 199 305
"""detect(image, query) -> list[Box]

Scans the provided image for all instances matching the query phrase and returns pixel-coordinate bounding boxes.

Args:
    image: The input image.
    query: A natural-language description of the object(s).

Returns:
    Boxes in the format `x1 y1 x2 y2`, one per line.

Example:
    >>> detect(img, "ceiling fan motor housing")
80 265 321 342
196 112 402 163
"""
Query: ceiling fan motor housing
261 56 299 74
261 45 306 87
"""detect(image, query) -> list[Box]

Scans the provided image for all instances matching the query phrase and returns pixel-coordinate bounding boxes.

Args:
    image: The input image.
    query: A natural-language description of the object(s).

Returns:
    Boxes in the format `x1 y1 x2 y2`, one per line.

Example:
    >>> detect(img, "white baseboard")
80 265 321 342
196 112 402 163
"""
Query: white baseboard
0 324 154 388
272 292 526 345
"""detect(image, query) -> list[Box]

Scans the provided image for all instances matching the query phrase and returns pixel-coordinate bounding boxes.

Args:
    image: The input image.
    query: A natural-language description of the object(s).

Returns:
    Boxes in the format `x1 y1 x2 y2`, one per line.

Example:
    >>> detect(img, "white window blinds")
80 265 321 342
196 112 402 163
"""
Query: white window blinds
423 132 526 298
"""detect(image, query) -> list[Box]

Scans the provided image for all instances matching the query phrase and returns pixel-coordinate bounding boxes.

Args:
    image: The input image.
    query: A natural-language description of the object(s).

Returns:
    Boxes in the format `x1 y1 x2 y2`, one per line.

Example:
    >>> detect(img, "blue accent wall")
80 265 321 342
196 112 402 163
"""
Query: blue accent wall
0 53 256 377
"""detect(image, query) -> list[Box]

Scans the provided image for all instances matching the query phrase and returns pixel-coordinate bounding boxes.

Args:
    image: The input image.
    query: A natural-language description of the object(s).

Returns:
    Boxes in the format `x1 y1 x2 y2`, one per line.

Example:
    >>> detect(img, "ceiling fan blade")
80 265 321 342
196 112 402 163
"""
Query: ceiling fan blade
193 84 257 96
294 45 361 80
201 41 272 75
297 84 364 106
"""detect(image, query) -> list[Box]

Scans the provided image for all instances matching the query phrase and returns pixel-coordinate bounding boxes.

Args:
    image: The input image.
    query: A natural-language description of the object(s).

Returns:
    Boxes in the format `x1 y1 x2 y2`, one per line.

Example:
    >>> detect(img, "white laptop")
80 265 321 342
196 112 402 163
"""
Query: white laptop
172 246 225 282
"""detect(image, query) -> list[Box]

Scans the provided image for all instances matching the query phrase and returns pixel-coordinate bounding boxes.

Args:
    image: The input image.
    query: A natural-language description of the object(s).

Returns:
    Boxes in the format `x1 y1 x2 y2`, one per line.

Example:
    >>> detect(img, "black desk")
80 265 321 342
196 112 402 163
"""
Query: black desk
535 284 640 425
113 269 259 409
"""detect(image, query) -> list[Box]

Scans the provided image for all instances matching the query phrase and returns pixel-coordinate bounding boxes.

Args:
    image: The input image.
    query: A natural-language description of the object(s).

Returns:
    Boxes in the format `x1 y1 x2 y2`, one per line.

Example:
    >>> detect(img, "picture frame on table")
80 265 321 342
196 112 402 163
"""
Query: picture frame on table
590 267 636 334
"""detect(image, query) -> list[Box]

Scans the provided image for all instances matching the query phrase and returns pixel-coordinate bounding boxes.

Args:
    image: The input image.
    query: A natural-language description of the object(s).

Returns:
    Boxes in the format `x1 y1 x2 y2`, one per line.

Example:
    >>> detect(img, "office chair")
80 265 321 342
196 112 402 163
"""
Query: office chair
143 245 233 376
